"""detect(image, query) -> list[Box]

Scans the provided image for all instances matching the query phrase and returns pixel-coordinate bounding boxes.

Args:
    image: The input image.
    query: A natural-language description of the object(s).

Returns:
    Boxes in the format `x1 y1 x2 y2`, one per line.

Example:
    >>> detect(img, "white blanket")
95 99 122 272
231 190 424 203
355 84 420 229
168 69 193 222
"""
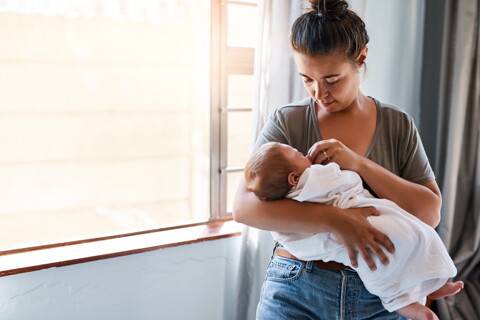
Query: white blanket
272 163 457 312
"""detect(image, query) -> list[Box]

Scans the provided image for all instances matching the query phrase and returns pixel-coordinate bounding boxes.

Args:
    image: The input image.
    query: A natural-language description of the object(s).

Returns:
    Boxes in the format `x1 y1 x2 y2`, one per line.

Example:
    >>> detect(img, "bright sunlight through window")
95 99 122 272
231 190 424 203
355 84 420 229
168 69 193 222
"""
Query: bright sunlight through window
0 0 256 251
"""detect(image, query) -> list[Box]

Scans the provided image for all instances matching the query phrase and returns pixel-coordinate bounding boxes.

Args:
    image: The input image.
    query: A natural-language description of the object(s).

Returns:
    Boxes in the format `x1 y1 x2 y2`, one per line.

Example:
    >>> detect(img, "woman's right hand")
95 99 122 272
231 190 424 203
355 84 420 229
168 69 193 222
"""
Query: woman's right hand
330 207 395 271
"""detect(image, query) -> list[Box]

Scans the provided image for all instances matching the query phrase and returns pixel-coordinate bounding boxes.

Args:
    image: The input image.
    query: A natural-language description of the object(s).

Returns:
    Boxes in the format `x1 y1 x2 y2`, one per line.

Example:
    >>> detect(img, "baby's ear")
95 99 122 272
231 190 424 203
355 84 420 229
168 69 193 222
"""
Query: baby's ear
288 172 300 186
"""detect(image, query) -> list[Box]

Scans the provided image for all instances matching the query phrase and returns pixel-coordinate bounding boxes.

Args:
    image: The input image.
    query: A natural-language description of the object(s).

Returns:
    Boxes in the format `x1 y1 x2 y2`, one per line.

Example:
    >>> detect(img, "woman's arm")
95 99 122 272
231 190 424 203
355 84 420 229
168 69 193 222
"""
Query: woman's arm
233 177 395 270
309 139 442 228
234 177 337 233
356 159 441 227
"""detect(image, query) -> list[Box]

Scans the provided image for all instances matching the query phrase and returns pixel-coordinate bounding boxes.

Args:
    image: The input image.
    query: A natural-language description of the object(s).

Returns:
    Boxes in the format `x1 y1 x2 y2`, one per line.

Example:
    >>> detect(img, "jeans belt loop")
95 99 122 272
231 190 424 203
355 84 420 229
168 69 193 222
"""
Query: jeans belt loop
305 260 314 273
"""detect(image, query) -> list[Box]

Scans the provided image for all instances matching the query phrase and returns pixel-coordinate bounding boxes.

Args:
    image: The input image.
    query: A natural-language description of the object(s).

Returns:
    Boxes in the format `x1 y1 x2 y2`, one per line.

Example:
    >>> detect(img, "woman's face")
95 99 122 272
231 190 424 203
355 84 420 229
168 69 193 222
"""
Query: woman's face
293 50 365 113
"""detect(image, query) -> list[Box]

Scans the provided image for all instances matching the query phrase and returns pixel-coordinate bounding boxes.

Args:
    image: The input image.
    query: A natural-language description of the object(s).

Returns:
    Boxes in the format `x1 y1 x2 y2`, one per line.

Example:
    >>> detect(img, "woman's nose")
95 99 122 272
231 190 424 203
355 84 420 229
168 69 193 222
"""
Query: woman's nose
314 83 329 100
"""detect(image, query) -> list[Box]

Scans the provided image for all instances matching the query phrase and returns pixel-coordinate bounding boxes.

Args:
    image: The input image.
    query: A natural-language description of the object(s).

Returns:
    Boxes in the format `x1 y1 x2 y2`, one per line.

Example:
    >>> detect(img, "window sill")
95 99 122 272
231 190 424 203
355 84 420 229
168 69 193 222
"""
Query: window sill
0 219 243 277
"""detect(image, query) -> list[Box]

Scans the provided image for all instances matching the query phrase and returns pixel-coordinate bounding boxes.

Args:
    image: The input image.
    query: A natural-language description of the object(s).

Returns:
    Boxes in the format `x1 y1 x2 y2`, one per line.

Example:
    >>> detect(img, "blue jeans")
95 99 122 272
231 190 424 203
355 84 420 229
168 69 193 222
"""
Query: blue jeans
256 251 407 320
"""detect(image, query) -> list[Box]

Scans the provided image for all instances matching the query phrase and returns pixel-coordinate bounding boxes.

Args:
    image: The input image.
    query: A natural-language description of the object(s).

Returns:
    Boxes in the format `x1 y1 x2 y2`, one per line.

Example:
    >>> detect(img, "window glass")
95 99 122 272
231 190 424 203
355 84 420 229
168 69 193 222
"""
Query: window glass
227 74 254 107
227 4 258 48
227 111 253 168
226 74 254 168
0 1 211 250
228 0 257 3
226 171 244 212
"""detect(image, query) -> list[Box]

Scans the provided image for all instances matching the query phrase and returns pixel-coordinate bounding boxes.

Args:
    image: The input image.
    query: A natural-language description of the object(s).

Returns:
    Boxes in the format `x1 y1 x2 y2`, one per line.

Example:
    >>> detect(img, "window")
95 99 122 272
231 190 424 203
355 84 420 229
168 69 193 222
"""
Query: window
213 0 257 218
0 0 256 251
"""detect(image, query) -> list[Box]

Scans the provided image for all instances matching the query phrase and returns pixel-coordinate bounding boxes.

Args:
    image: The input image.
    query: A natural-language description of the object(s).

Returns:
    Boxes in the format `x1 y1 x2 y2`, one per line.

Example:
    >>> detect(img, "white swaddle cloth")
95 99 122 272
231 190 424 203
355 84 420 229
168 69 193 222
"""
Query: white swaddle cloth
272 163 457 312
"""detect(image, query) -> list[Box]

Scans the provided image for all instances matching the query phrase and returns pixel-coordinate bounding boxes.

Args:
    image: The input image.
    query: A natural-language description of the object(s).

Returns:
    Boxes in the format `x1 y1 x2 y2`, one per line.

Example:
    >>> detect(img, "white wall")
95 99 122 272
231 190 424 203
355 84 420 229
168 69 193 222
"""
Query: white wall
361 0 425 122
0 236 242 320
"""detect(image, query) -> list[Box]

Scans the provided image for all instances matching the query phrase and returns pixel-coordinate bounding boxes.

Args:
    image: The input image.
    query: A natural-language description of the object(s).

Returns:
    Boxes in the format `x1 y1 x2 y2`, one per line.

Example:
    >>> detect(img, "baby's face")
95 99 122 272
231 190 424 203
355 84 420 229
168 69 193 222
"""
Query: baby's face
280 144 312 174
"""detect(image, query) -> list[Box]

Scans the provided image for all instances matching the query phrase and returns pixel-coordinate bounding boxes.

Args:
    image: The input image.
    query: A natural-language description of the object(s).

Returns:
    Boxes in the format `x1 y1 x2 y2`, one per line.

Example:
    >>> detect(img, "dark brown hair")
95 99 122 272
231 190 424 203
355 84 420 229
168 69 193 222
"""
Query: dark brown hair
291 0 369 64
244 142 294 201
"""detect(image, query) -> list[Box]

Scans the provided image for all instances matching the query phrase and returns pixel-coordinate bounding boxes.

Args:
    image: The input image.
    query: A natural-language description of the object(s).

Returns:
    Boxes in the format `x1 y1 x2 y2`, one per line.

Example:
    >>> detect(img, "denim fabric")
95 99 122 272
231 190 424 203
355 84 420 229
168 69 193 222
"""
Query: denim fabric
256 252 407 320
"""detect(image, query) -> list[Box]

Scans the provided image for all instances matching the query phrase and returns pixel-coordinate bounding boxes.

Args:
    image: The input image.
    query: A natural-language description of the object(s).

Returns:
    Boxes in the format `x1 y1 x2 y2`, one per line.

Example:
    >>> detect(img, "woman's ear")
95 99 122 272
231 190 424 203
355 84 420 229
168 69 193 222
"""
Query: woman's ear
288 172 300 186
356 46 368 66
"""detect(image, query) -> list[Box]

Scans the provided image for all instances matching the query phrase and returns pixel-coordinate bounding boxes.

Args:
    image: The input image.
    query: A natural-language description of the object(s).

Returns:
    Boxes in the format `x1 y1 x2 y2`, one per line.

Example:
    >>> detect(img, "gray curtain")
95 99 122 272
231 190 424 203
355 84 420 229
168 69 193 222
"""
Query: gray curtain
422 0 480 319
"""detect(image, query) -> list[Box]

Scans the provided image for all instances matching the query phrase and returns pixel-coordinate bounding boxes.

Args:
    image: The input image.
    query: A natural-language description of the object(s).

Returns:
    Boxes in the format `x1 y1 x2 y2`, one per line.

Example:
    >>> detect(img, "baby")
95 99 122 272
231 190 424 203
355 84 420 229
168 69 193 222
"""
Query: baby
244 141 463 320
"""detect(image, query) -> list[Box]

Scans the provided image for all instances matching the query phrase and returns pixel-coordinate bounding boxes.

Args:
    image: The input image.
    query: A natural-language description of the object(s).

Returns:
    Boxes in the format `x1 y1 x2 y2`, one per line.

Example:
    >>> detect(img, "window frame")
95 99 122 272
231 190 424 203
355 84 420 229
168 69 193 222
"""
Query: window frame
0 218 241 277
0 0 255 269
212 0 255 219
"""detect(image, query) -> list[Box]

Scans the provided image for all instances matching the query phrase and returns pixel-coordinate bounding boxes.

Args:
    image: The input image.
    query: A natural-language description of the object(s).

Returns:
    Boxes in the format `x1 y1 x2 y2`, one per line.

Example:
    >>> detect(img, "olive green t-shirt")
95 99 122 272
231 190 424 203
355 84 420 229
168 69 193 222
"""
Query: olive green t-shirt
253 97 435 187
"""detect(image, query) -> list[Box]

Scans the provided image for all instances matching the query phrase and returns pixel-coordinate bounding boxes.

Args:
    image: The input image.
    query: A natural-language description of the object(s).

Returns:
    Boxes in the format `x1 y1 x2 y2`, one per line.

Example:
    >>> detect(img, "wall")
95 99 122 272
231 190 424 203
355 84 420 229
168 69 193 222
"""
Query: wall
0 236 242 320
361 0 425 123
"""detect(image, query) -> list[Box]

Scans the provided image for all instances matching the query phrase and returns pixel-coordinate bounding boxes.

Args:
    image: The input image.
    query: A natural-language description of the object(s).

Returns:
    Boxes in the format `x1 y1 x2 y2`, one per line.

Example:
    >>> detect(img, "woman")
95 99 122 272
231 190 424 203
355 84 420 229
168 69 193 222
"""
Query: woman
232 0 442 319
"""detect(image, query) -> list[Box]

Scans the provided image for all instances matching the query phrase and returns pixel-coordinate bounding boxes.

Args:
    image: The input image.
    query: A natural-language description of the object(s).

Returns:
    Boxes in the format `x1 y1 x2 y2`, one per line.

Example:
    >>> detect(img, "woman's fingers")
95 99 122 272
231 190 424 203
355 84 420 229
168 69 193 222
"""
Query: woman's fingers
360 208 394 267
349 235 390 271
374 231 395 254
308 139 363 171
368 239 390 266
307 140 334 161
346 246 358 268
358 244 378 271
310 147 334 165
334 207 395 271
359 207 395 255
308 148 322 164
360 206 381 217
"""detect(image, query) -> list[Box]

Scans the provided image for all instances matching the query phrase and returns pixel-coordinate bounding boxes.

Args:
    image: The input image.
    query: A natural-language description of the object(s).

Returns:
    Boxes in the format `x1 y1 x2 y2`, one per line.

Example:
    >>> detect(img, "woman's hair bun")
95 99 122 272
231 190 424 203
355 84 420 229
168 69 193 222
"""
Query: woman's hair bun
292 0 368 60
308 0 349 20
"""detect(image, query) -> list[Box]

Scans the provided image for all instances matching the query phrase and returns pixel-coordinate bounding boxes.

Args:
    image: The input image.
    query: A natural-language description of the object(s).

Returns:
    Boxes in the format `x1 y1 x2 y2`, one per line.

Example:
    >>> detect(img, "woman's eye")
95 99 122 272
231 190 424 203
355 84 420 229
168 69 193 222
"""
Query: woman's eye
303 78 313 83
325 79 339 85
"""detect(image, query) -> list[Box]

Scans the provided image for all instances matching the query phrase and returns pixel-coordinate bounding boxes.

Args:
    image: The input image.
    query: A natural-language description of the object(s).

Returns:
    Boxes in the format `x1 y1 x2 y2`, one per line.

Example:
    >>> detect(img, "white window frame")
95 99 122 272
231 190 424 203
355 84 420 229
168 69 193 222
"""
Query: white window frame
211 0 256 219
0 0 255 259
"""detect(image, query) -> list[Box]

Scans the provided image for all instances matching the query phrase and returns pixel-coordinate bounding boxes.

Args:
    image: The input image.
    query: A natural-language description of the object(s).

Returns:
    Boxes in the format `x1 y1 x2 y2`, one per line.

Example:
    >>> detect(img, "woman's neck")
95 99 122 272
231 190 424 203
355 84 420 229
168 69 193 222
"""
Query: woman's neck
316 92 371 119
315 92 377 156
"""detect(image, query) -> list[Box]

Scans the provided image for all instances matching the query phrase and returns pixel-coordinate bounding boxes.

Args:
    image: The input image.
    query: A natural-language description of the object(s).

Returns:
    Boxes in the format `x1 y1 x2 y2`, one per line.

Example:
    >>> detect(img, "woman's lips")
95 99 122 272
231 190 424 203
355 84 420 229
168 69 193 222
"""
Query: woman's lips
320 100 335 107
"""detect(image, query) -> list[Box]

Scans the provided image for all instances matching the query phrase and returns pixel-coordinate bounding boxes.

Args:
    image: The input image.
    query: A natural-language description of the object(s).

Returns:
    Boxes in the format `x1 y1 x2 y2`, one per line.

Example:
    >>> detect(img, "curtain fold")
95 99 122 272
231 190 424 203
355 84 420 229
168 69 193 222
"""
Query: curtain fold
433 0 480 319
233 1 304 320
251 0 304 139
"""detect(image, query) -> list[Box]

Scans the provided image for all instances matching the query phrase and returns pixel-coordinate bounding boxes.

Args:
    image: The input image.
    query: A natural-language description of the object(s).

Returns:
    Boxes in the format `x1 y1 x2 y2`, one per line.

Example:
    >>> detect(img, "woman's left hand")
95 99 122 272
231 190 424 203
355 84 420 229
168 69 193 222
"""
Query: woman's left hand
307 139 363 172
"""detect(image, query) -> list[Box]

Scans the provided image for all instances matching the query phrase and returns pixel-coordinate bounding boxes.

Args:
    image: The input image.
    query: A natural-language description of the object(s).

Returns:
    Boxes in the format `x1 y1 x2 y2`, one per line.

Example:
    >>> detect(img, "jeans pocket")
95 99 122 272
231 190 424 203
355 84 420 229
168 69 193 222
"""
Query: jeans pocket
265 256 303 282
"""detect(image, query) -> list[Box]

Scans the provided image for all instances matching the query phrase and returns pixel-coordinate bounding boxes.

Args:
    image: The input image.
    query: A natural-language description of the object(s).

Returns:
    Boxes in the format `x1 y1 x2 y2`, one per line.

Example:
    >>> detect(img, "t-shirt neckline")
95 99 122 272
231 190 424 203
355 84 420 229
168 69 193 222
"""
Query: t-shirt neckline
309 96 381 158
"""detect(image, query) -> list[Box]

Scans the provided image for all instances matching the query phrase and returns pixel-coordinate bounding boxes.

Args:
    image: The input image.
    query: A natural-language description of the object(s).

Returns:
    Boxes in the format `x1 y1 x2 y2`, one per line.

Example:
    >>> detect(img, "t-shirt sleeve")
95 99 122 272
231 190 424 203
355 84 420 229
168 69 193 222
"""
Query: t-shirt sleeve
251 109 289 153
398 114 435 185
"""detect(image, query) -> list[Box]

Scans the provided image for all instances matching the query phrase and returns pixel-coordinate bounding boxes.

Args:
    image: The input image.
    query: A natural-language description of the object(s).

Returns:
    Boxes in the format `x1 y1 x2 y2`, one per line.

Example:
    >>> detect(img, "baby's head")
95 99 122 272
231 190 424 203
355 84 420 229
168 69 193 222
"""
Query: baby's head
244 142 312 200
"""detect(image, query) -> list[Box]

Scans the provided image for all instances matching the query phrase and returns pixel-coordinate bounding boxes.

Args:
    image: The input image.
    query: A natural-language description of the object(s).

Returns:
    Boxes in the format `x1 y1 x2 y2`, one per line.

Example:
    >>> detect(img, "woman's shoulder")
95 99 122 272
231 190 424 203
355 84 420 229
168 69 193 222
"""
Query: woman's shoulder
374 98 416 131
260 97 319 153
272 97 312 117
269 97 313 127
375 99 412 119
